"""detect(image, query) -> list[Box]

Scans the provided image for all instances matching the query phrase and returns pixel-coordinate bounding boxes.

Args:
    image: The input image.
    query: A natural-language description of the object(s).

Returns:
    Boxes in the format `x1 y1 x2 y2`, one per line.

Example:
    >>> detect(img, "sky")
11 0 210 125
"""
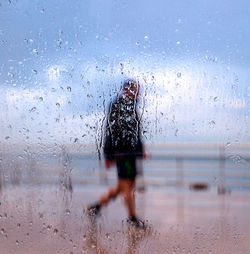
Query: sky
0 0 250 145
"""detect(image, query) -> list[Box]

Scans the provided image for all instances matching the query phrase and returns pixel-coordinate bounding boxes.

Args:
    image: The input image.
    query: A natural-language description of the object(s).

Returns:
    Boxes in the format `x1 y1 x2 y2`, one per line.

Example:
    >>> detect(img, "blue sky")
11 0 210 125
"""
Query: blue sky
0 0 249 144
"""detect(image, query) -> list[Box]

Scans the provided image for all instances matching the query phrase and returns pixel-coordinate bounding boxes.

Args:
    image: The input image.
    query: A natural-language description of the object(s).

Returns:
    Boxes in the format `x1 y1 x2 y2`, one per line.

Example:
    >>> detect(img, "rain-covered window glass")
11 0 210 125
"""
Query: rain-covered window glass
0 0 250 253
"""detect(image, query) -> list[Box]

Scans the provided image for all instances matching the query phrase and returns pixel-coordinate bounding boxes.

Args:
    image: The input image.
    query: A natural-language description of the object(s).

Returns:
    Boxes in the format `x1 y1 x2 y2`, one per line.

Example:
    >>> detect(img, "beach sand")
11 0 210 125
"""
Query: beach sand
0 183 250 254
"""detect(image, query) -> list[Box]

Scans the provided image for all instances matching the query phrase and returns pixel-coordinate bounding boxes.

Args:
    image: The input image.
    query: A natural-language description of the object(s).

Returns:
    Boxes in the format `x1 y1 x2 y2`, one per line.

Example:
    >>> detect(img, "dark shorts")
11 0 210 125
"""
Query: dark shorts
116 157 137 179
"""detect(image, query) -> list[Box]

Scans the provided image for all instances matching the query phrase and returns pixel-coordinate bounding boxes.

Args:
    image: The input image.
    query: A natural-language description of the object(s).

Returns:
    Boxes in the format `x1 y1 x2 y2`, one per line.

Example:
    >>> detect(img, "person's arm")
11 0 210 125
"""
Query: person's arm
105 159 115 168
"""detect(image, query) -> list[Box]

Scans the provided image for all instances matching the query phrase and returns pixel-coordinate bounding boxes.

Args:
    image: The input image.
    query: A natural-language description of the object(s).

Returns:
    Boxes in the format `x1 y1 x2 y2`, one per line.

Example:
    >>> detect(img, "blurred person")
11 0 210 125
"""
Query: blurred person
86 79 146 229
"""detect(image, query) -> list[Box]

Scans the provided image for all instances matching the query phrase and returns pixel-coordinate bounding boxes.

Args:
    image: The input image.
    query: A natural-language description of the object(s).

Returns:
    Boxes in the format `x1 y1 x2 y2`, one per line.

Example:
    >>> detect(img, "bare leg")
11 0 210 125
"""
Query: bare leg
120 179 136 218
91 179 136 218
99 184 120 205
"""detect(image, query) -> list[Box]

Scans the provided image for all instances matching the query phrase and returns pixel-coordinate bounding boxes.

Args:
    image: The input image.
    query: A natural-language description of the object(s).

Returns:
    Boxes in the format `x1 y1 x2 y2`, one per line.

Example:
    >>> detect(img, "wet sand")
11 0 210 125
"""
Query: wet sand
0 183 250 254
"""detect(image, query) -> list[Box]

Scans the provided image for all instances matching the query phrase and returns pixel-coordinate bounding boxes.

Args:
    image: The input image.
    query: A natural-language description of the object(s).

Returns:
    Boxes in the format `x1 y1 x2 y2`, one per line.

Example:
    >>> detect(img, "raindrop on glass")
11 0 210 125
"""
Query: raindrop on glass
105 233 111 239
65 209 71 215
29 107 37 112
8 72 15 78
175 129 178 136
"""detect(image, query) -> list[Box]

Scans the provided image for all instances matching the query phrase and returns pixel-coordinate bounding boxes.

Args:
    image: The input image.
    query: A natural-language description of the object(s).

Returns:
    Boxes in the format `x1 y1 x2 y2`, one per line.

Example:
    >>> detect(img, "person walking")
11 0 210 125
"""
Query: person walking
87 79 146 229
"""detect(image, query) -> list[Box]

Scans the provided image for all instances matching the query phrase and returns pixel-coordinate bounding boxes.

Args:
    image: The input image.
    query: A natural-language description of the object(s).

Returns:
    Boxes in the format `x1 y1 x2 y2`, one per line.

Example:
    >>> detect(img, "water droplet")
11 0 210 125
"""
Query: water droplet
29 107 37 112
105 233 111 239
209 120 215 125
46 225 52 231
16 240 19 246
175 129 178 136
32 49 38 54
67 86 72 92
32 69 38 74
53 228 58 235
144 35 149 39
5 136 10 140
213 96 218 102
177 72 181 78
56 102 60 108
57 39 62 48
228 154 246 164
176 41 181 45
39 96 43 101
8 72 15 78
65 209 71 215
136 41 140 46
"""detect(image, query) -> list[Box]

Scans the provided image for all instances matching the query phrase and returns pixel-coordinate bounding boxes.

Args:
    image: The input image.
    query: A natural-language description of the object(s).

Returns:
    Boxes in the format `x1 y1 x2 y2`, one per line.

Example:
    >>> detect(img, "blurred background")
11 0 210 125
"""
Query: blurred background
0 0 250 253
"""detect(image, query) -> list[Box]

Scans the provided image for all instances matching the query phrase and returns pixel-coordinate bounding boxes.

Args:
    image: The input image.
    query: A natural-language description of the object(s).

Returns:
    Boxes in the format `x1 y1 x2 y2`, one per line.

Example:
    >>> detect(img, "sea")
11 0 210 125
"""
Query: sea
1 142 249 193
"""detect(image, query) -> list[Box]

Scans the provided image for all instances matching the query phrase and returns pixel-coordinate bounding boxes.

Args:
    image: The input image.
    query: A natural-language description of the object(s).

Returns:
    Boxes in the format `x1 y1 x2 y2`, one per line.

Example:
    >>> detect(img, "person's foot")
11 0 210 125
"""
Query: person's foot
85 203 101 218
127 216 147 230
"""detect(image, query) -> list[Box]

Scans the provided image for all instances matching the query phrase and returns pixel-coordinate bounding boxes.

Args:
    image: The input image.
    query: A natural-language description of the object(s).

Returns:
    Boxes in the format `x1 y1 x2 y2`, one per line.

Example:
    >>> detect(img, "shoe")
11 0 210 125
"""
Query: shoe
85 203 101 218
127 216 147 230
